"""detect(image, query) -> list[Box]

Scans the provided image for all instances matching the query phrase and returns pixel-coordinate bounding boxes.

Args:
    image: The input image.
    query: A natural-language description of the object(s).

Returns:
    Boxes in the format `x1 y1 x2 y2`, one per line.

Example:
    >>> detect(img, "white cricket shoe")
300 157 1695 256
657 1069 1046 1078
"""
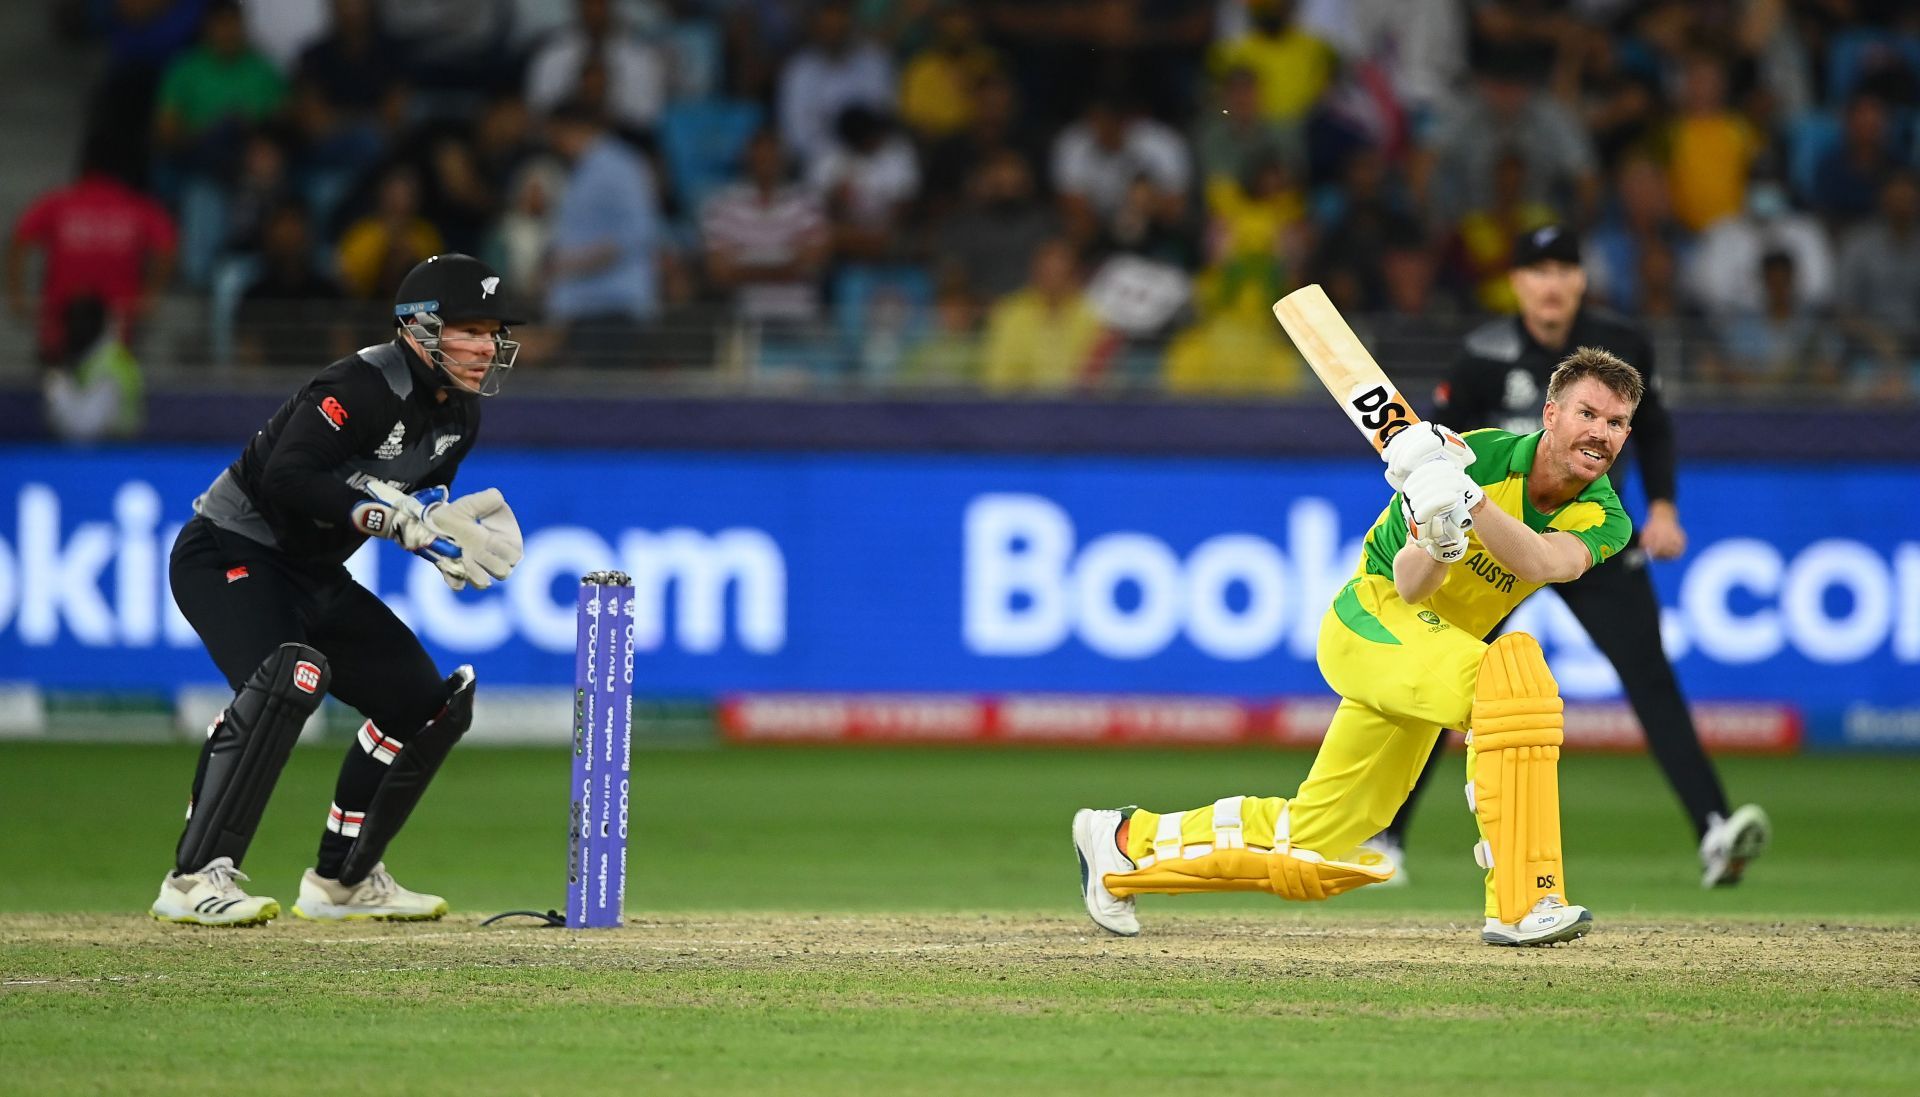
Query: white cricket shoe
1072 808 1140 937
292 863 448 921
1481 895 1593 946
1358 833 1409 887
151 857 279 926
1700 804 1771 888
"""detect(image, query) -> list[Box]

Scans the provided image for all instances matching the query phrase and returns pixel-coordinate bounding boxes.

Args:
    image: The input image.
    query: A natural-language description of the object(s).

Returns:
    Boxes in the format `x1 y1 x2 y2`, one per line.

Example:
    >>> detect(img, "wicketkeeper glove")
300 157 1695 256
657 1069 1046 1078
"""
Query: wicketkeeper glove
427 487 524 583
1382 421 1472 492
422 548 476 591
393 487 478 590
352 481 443 552
357 482 525 587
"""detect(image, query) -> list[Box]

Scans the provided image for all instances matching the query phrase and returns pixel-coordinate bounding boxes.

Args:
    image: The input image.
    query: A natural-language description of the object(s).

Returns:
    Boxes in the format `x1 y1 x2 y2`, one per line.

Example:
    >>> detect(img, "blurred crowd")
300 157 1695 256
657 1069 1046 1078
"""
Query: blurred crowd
10 0 1920 405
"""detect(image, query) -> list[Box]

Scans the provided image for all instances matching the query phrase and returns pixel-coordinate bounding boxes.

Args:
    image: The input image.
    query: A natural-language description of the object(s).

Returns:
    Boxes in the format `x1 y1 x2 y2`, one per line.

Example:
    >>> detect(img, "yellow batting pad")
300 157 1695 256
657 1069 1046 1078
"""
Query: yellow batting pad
1123 797 1288 864
1104 847 1392 902
1469 633 1567 924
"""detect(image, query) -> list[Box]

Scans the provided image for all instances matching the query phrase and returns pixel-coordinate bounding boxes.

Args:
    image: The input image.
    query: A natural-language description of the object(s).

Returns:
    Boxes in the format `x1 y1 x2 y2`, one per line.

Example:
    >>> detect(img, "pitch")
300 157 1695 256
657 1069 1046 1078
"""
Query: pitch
4 744 1917 1094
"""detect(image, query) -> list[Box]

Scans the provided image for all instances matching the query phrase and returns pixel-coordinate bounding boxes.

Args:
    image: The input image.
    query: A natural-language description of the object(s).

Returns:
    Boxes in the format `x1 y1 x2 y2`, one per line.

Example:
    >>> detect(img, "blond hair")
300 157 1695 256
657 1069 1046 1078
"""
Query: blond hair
1547 346 1645 409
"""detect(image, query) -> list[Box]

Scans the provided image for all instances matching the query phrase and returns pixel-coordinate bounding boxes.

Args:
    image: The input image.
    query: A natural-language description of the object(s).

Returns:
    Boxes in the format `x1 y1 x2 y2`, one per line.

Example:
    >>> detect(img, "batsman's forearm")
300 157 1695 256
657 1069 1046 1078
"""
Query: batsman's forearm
1393 542 1448 604
1468 500 1571 583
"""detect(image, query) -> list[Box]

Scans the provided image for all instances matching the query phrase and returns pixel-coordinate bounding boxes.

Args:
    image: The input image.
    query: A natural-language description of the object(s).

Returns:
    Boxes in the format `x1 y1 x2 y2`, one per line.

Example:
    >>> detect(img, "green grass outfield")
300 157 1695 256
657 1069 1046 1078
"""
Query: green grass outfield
4 744 1918 1095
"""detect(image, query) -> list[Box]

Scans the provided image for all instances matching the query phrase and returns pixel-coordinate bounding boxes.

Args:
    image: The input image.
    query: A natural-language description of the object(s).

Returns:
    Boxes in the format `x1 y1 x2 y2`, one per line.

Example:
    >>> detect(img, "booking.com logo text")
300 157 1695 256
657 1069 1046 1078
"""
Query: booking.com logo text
0 482 785 657
960 493 1920 668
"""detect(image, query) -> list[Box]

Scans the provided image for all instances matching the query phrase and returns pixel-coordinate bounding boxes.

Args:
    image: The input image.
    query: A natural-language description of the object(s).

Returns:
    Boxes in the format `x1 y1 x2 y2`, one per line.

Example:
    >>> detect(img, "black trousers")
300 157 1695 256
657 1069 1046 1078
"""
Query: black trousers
1387 546 1731 843
169 518 447 733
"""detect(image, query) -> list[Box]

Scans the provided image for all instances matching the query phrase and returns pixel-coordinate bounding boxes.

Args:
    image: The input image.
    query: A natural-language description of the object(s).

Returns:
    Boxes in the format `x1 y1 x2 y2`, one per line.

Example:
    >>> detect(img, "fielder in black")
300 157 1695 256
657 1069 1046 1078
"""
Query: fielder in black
1364 226 1771 889
152 254 526 925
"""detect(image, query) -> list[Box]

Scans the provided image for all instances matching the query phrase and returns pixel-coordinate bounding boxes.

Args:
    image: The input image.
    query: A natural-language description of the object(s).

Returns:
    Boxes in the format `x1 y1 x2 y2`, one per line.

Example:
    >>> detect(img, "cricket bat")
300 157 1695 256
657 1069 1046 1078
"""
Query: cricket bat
1271 284 1421 456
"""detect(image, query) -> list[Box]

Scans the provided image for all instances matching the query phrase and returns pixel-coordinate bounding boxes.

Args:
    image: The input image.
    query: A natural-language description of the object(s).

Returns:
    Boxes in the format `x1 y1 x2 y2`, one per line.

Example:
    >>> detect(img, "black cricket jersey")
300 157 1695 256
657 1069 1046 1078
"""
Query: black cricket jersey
1432 306 1677 510
194 341 480 568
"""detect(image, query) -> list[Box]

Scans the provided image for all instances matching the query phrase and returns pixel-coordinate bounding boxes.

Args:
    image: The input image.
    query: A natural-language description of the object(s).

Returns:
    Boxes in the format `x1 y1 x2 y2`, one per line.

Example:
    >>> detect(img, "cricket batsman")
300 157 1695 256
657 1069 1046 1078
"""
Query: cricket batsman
1074 348 1641 946
151 254 526 926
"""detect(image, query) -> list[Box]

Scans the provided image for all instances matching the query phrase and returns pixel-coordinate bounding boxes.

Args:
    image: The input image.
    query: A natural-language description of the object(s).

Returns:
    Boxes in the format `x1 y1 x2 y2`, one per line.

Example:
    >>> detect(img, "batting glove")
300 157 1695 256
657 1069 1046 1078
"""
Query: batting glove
1400 461 1484 534
1416 505 1472 563
1383 421 1472 492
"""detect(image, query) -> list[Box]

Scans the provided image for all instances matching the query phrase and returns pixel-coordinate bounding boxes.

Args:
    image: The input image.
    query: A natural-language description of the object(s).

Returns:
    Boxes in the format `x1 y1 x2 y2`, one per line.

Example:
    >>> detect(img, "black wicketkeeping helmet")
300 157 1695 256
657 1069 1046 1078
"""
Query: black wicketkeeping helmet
394 254 524 396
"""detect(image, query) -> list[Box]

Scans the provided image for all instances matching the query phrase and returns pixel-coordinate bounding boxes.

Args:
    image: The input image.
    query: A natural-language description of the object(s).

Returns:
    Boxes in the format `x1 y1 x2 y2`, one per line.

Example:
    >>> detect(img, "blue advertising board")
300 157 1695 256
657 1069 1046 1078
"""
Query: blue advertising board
0 446 1914 746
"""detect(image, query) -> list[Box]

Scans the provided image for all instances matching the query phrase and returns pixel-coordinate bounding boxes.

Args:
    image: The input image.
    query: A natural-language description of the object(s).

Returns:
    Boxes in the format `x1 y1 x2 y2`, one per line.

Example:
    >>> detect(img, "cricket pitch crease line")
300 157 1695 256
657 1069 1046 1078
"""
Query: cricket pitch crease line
305 934 1056 955
307 929 491 945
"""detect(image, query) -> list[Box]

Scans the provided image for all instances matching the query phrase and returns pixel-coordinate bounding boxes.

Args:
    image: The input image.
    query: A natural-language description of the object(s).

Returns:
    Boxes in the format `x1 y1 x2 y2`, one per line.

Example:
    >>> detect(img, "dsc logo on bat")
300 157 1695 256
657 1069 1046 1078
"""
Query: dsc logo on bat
1346 384 1415 450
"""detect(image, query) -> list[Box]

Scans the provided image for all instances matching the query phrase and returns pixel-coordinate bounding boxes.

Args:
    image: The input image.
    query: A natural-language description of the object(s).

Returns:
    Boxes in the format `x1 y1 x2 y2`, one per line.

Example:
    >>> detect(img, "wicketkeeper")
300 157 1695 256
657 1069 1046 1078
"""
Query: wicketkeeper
152 254 526 926
1076 350 1642 946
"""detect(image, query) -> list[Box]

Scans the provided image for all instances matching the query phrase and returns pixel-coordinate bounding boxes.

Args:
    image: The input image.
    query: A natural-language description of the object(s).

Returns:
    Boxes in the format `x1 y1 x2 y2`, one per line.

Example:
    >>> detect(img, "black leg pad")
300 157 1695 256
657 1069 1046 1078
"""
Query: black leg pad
338 665 476 885
176 643 331 872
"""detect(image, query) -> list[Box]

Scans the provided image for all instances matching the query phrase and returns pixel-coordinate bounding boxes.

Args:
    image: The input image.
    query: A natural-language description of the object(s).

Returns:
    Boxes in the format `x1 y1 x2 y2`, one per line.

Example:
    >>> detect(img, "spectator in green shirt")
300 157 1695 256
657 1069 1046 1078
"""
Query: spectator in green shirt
154 0 288 160
154 0 289 286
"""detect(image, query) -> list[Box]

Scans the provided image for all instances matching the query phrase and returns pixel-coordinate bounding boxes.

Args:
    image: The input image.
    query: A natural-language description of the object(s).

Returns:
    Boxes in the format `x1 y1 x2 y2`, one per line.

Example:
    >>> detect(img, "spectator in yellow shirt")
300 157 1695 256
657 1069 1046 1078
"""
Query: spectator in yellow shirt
899 5 1002 140
1207 0 1336 124
982 238 1109 390
336 166 445 299
1164 153 1312 396
1162 281 1304 395
1451 150 1560 313
1205 154 1308 276
1666 52 1760 233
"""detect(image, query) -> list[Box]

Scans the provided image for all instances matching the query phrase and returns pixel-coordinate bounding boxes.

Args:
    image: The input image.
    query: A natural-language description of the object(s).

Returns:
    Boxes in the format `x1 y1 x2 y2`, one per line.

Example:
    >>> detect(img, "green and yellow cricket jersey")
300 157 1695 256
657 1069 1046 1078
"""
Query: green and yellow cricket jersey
1358 428 1631 639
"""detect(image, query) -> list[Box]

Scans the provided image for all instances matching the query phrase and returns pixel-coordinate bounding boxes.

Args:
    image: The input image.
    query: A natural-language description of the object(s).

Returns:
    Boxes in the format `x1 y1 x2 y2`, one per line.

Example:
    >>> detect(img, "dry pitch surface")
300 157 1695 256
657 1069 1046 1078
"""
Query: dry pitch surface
8 911 1918 978
6 913 1919 1095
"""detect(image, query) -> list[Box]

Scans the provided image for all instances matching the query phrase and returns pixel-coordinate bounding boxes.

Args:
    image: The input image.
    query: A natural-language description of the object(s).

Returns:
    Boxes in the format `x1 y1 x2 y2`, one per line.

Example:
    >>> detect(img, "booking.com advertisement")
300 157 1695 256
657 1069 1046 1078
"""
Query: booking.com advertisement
0 446 1915 749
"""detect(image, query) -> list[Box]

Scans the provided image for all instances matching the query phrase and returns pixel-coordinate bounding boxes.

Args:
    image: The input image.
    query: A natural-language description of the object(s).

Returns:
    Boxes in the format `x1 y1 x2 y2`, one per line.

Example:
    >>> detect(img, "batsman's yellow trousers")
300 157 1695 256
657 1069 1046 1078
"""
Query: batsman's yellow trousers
1126 573 1511 916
